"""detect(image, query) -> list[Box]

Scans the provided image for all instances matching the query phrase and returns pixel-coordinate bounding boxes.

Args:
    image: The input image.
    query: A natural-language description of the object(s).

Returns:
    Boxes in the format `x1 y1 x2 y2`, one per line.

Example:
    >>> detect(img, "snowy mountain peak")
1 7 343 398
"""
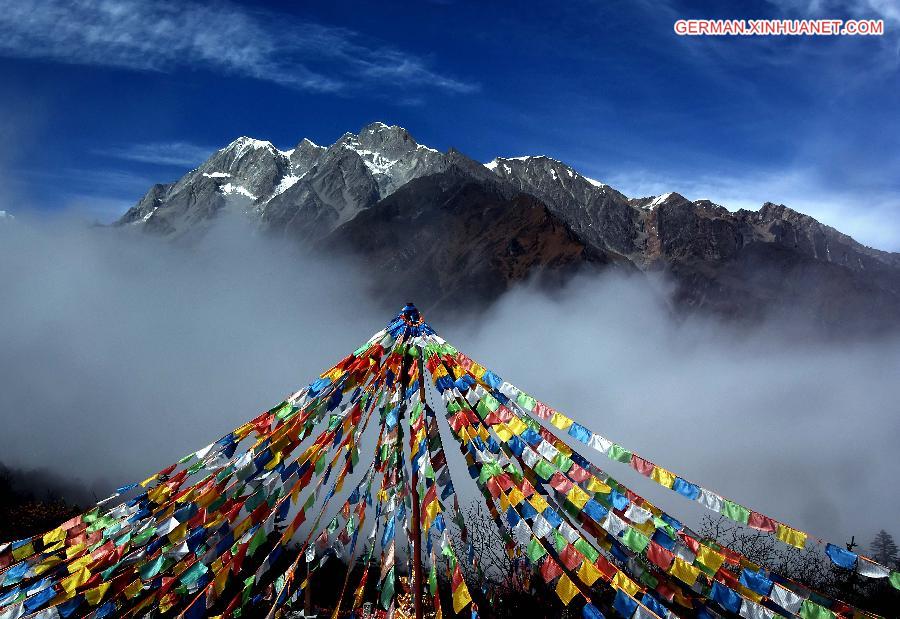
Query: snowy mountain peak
221 136 279 158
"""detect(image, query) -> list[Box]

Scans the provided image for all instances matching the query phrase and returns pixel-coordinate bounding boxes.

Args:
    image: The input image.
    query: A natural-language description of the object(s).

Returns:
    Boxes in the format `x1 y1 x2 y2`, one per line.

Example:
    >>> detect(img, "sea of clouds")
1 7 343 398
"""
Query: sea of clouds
1 213 898 550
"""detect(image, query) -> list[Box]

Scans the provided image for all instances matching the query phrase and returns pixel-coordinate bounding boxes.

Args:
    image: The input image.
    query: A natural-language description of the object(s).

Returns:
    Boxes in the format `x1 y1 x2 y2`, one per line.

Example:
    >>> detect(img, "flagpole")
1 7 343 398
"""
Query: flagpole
410 345 425 619
305 556 312 617
398 303 426 619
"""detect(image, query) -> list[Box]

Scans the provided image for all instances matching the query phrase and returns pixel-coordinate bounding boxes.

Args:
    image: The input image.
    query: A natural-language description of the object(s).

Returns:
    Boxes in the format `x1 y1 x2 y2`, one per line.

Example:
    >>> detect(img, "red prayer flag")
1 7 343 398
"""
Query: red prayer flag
647 541 675 570
549 473 573 494
747 511 777 533
541 557 563 583
630 455 654 477
533 402 553 420
560 544 582 571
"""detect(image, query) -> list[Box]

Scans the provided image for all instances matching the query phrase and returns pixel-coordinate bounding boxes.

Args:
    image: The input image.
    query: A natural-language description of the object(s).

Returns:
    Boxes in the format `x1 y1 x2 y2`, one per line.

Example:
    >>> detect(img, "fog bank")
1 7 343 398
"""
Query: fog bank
1 215 898 549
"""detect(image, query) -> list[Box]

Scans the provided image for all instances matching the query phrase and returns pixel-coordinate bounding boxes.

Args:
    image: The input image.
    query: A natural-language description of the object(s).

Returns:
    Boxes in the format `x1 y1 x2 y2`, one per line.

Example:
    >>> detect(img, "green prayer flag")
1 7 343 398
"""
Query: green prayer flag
799 599 834 619
187 460 204 476
553 453 573 473
533 459 557 480
114 531 132 547
639 570 658 589
516 393 536 411
245 487 267 512
607 444 632 463
477 461 503 484
139 555 166 580
573 538 599 563
248 527 267 557
621 527 650 553
180 561 208 586
552 531 568 554
273 401 295 421
241 575 255 605
722 500 751 525
429 563 438 595
526 537 547 563
380 567 395 609
207 495 226 514
652 516 676 539
890 571 900 590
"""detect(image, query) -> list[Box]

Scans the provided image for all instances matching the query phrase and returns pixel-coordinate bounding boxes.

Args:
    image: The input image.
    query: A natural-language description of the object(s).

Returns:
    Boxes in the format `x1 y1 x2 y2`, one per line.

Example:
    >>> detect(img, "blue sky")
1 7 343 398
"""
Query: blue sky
0 0 898 249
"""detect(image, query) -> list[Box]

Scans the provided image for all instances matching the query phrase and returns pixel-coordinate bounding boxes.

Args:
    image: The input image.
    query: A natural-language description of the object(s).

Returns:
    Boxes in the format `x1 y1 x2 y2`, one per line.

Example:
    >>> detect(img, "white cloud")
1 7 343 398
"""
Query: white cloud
0 0 476 94
94 142 215 167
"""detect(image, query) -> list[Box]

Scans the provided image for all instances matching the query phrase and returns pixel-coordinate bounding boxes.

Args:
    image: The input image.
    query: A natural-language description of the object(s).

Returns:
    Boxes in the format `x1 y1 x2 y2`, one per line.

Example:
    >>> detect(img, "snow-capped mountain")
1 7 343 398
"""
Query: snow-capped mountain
116 122 900 332
118 122 456 240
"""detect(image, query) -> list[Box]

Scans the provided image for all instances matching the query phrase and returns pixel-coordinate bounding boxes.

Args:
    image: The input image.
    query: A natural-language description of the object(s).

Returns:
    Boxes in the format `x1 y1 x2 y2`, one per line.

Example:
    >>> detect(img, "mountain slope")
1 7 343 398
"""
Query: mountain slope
321 165 630 310
116 122 900 333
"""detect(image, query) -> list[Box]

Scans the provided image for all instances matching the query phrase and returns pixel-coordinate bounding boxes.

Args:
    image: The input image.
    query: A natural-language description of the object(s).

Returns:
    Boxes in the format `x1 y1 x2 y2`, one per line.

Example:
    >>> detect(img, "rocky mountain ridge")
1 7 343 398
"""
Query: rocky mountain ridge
116 122 900 331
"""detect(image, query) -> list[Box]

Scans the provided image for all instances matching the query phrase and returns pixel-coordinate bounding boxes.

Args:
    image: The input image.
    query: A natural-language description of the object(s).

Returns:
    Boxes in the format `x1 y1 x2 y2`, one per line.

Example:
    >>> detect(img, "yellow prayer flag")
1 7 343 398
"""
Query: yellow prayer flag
43 527 67 545
586 477 611 494
62 567 92 594
566 486 590 510
233 518 252 541
739 556 761 572
499 491 510 512
124 579 143 599
507 417 528 435
215 566 230 596
265 450 283 470
576 559 602 586
470 363 486 379
68 555 92 573
495 424 512 442
168 522 188 543
650 466 676 489
159 592 177 613
696 545 725 572
477 425 489 442
11 541 34 561
612 571 640 596
85 581 111 606
776 524 807 549
550 412 573 431
555 573 579 605
148 484 172 504
528 494 549 513
633 518 656 537
668 556 700 586
65 543 86 559
507 487 524 506
452 582 472 613
34 555 63 576
737 584 763 603
424 499 440 532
